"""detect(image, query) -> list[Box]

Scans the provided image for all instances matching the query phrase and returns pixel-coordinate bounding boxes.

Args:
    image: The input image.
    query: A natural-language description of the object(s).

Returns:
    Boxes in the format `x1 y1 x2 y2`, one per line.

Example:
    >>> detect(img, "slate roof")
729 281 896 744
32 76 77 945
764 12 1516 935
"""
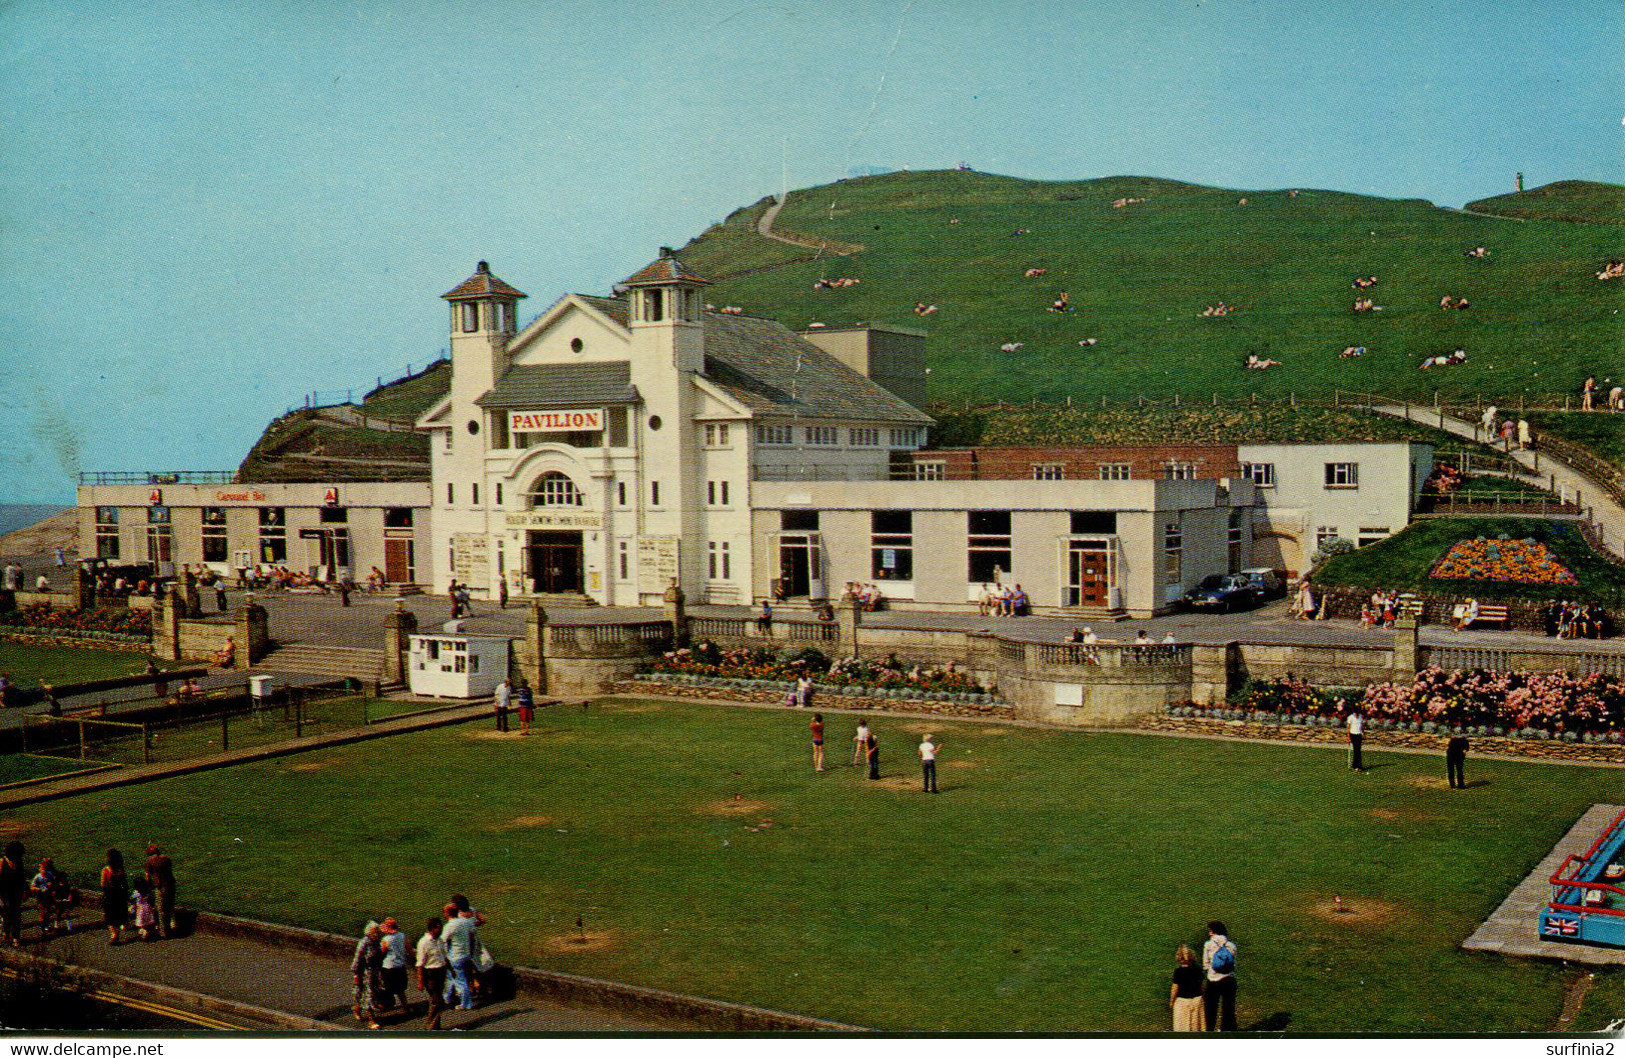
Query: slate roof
621 253 710 287
443 261 527 301
476 361 639 409
575 295 931 425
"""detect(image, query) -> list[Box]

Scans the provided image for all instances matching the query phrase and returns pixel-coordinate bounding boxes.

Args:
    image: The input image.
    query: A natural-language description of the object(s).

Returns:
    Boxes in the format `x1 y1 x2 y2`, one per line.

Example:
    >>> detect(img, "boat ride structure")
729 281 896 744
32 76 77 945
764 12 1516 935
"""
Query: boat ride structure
1543 807 1625 947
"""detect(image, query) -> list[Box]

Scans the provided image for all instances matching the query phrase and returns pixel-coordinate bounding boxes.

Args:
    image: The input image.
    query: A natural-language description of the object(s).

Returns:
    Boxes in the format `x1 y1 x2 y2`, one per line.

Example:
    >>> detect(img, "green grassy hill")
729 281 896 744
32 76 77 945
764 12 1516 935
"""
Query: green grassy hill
1466 180 1625 224
683 170 1623 405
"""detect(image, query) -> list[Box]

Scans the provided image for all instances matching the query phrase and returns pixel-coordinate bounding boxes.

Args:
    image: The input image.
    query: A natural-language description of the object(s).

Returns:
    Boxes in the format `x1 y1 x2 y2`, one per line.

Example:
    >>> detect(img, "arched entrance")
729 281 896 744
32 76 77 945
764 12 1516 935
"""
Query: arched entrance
524 471 586 595
1252 530 1305 580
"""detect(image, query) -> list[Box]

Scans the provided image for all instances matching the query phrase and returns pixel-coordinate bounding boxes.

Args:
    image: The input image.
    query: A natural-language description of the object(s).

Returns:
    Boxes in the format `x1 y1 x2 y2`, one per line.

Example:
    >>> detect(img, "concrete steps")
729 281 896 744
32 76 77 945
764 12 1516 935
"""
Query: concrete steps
254 643 390 680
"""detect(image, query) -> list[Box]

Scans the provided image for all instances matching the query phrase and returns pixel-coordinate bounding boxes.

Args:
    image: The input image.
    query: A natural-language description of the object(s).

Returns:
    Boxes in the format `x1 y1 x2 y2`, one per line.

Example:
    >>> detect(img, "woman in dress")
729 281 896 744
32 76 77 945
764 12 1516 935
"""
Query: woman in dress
809 713 825 772
1170 944 1205 1031
100 849 130 945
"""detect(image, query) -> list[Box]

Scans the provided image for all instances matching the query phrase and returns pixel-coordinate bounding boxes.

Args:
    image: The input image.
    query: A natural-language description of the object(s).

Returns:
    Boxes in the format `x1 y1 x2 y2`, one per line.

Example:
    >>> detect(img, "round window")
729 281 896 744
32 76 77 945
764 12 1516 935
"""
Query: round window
648 415 662 431
466 419 480 435
570 337 584 353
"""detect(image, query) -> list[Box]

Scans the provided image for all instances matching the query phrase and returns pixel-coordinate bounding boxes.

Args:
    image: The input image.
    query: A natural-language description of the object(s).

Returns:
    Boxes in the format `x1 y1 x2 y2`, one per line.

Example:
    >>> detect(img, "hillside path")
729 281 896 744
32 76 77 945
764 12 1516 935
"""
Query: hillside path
756 195 786 239
1365 399 1625 558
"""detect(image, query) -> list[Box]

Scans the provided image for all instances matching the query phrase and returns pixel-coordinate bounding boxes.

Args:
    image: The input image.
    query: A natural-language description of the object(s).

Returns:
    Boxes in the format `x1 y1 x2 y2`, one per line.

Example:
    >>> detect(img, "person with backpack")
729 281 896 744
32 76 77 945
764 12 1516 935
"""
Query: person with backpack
1202 920 1238 1031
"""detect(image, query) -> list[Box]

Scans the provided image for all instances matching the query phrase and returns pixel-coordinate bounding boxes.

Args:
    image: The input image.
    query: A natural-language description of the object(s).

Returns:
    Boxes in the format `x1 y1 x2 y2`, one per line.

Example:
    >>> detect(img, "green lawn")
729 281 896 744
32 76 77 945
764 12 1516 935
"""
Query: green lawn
6 698 1619 1032
1527 412 1625 473
1313 517 1625 605
0 642 163 688
1466 180 1625 225
0 753 113 786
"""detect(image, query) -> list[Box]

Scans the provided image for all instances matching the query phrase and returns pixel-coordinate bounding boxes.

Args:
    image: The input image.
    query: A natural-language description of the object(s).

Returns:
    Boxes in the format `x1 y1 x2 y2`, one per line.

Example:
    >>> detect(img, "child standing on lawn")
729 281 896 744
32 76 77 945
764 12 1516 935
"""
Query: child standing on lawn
810 713 825 772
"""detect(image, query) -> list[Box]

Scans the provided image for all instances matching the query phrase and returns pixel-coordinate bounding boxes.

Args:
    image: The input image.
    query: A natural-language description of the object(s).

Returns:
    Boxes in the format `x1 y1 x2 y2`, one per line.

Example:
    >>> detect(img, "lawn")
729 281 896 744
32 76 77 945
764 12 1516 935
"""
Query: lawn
1312 517 1625 605
0 642 163 688
7 698 1619 1032
1527 412 1625 473
0 753 113 786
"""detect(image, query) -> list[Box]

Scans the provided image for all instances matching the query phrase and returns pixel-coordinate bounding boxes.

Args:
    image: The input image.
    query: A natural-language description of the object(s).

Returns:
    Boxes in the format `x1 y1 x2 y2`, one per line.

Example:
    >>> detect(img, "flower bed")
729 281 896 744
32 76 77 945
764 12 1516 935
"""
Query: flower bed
1170 670 1625 741
0 603 152 638
1430 538 1576 585
628 672 1003 706
646 643 989 696
618 676 1013 718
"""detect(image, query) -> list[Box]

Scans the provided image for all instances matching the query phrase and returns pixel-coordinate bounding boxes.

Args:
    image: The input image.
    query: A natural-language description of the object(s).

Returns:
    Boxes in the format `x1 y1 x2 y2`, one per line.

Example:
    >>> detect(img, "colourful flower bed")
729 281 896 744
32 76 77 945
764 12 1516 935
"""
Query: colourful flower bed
1430 538 1576 585
644 642 988 695
1173 670 1625 739
0 603 151 638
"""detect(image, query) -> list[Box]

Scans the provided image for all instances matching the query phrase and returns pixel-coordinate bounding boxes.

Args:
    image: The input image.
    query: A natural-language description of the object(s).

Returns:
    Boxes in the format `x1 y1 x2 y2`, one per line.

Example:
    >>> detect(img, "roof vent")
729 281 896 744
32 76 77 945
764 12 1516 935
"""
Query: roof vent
658 246 674 259
476 261 490 273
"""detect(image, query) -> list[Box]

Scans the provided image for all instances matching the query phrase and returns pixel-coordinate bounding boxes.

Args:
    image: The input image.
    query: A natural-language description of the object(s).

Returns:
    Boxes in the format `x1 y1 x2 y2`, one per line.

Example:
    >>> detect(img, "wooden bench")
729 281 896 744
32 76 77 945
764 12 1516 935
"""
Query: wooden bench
1464 604 1510 630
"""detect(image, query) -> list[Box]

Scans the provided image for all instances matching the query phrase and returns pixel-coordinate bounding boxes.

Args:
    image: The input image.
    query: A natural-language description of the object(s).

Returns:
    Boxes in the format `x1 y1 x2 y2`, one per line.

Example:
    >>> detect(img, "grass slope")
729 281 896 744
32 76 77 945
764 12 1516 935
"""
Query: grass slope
1312 517 1625 603
1466 180 1625 225
0 643 162 687
1527 411 1625 473
7 699 1618 1032
685 170 1623 405
932 404 1460 448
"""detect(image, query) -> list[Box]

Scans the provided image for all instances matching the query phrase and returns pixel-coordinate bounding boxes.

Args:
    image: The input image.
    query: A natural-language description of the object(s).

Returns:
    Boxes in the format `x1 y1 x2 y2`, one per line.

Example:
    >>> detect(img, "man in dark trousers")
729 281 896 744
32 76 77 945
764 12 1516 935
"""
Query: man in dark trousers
1446 735 1469 789
1202 920 1238 1032
1346 707 1365 772
865 729 880 780
145 844 177 939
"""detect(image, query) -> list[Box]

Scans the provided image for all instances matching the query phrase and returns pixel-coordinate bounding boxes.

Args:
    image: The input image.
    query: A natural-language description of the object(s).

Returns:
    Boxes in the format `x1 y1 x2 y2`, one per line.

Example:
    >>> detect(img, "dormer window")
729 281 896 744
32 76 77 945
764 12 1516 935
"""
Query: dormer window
461 303 479 332
644 289 665 322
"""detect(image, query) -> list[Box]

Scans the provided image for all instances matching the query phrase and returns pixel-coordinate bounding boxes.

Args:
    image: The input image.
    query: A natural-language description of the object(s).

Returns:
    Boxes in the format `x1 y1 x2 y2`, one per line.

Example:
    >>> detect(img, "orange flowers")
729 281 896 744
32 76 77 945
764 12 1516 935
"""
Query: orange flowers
1430 539 1577 585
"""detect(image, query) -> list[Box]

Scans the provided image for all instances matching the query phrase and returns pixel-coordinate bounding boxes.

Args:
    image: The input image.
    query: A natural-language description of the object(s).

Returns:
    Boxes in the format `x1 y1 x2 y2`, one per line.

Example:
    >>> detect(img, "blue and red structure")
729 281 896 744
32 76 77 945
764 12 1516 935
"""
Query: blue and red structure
1542 807 1625 947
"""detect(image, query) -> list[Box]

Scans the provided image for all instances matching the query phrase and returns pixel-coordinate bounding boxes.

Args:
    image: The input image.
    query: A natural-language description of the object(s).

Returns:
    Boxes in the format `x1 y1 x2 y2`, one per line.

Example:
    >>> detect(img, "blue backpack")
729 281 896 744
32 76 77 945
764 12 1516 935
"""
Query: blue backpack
1210 941 1235 974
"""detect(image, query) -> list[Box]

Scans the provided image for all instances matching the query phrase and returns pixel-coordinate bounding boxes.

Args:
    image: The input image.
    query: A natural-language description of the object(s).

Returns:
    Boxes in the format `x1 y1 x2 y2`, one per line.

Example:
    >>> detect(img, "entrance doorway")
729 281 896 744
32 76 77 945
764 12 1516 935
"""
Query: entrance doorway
776 533 822 598
1065 540 1113 608
384 538 413 583
527 530 584 594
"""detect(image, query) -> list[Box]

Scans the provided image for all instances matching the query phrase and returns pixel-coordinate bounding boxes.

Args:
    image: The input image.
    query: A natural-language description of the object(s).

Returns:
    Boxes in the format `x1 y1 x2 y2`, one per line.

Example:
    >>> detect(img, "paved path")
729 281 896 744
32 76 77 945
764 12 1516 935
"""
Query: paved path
1365 398 1625 558
1464 803 1625 964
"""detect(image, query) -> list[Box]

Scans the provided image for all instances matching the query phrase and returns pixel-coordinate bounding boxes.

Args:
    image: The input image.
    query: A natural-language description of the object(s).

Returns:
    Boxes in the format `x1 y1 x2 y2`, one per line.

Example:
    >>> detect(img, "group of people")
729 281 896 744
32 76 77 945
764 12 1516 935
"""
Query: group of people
1338 345 1365 359
1169 922 1240 1032
1418 349 1469 370
1199 302 1236 317
1292 581 1320 621
804 715 941 792
1545 601 1612 640
1048 291 1070 313
1022 268 1047 278
492 677 537 733
350 894 488 1030
1110 196 1145 209
1478 407 1531 450
977 583 1029 616
1581 375 1624 411
1243 353 1281 370
812 277 859 290
842 582 887 611
1350 296 1380 312
1351 275 1378 290
1359 591 1403 628
1596 260 1623 281
1438 294 1471 310
447 581 475 619
912 302 938 316
0 841 177 950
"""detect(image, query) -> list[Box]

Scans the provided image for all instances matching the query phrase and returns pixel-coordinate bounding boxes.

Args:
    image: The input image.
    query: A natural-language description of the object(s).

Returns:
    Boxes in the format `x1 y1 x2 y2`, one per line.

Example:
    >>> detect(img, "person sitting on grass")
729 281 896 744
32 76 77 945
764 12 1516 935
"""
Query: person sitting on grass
1048 292 1071 312
1339 346 1365 358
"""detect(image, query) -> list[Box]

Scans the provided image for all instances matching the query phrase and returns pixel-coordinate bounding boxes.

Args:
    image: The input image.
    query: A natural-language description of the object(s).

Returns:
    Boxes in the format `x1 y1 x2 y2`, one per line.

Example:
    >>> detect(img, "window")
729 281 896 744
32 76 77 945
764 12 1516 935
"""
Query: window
913 461 945 481
442 430 453 454
385 507 413 529
1241 462 1276 487
608 407 630 447
968 511 1012 582
1098 463 1132 481
756 423 794 446
447 483 455 505
496 483 503 506
1164 522 1183 582
146 508 173 566
95 506 120 559
258 507 287 563
1032 463 1066 480
1316 526 1340 550
890 427 921 448
644 288 665 322
618 540 630 580
871 510 913 580
782 510 819 531
320 507 347 524
460 302 479 332
650 481 661 506
704 423 730 447
707 480 730 506
491 415 509 450
850 427 880 447
529 472 582 507
617 481 627 506
1325 462 1359 488
1358 527 1391 547
1071 511 1117 534
1164 462 1198 481
806 425 838 446
472 483 480 505
708 540 732 580
201 507 228 563
1228 516 1244 572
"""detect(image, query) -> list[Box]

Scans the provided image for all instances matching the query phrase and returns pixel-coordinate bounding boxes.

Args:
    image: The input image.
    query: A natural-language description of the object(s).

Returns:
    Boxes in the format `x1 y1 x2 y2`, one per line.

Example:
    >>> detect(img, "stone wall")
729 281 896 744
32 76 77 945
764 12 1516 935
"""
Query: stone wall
614 678 1015 719
1319 586 1620 636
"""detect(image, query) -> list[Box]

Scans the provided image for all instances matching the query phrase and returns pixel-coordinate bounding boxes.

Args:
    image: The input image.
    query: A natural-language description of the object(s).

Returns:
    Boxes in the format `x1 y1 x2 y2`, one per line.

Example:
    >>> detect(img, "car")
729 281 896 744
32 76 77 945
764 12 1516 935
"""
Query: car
1236 567 1286 601
1182 573 1259 613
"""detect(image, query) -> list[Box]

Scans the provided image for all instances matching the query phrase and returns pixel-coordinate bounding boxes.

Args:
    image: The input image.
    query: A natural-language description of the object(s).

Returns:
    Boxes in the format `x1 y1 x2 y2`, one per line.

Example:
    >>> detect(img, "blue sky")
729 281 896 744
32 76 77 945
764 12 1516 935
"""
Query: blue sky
1 0 1619 503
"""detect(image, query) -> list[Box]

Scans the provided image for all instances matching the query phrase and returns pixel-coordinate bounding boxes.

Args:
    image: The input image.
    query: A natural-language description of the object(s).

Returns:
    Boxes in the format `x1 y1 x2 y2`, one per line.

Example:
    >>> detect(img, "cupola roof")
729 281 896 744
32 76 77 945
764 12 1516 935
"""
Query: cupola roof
442 261 527 301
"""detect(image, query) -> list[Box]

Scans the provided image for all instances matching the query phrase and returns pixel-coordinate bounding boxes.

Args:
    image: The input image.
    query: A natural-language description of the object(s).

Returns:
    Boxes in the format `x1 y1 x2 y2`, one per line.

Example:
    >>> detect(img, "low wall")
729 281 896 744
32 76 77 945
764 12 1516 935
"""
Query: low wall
615 678 1014 719
1319 586 1621 636
1232 640 1397 690
993 641 1193 726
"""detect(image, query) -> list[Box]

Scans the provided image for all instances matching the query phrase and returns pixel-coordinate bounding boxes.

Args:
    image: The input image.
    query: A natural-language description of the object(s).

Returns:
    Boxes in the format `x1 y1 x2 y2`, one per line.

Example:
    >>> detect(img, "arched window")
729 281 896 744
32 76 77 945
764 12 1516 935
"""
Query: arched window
527 471 583 508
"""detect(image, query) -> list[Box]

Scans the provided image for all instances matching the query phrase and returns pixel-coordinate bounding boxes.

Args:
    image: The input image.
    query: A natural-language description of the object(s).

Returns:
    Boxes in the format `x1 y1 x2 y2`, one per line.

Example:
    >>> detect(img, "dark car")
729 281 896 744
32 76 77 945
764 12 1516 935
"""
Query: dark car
1236 567 1286 601
1182 573 1259 613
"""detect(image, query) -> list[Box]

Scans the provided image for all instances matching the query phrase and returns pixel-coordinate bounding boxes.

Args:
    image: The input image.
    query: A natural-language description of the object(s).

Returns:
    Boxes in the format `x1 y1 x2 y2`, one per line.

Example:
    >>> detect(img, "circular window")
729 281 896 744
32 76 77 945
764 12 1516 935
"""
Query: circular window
466 419 480 435
570 337 584 353
648 415 662 431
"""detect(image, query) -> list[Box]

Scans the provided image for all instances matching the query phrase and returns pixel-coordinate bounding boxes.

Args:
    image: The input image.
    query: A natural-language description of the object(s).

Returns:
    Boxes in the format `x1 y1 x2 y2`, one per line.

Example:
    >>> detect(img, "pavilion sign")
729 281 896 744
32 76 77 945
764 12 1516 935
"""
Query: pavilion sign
510 409 603 433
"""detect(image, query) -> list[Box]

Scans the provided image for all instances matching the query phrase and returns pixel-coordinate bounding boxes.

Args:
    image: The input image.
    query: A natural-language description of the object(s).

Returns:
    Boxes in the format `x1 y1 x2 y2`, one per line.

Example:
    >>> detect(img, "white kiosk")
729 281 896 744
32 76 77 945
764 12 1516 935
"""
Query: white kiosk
407 633 511 698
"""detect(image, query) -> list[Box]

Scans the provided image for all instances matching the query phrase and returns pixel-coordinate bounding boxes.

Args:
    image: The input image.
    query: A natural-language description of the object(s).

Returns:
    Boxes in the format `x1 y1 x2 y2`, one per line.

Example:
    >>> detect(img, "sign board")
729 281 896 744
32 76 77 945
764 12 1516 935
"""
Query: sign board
323 487 340 507
298 528 326 539
504 511 602 531
510 409 603 433
147 489 162 506
451 533 490 583
636 536 680 594
214 489 268 504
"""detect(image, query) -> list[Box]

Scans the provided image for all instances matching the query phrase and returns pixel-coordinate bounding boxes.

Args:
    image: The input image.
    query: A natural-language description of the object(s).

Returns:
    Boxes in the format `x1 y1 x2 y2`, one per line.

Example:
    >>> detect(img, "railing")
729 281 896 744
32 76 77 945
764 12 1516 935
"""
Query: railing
689 616 752 639
1426 647 1625 678
1535 432 1625 511
1548 807 1625 917
782 621 837 642
1012 640 1191 668
78 470 237 486
1421 492 1582 516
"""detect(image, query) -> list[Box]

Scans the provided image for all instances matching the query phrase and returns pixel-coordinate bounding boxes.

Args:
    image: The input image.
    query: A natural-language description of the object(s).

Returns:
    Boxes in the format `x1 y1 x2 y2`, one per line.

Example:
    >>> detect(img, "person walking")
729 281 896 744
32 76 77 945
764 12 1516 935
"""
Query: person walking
1346 708 1365 772
498 578 508 610
440 902 480 1011
852 719 872 766
516 678 534 735
493 677 511 733
215 581 229 613
0 842 25 947
1170 944 1206 1031
337 578 352 607
865 728 881 780
796 673 814 709
1446 734 1469 789
415 917 449 1030
100 849 130 946
809 713 826 772
379 916 410 1013
1202 921 1238 1032
918 733 940 793
349 921 385 1029
144 844 176 939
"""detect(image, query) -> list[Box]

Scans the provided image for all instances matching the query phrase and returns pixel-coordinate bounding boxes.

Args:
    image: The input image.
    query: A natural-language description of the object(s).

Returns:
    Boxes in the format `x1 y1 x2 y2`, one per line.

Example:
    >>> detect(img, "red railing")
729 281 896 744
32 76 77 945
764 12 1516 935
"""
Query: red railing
1548 807 1625 916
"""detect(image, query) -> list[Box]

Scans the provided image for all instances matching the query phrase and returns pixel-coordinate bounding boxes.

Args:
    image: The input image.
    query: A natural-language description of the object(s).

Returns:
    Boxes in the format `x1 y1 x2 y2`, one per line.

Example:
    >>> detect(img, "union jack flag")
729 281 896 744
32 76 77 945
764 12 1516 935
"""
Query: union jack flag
1544 916 1580 937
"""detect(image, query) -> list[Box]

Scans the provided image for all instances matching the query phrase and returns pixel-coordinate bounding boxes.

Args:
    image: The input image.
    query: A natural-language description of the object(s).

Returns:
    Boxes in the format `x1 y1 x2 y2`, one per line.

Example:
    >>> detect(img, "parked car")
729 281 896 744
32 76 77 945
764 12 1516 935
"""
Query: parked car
1182 573 1259 613
1236 567 1286 601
